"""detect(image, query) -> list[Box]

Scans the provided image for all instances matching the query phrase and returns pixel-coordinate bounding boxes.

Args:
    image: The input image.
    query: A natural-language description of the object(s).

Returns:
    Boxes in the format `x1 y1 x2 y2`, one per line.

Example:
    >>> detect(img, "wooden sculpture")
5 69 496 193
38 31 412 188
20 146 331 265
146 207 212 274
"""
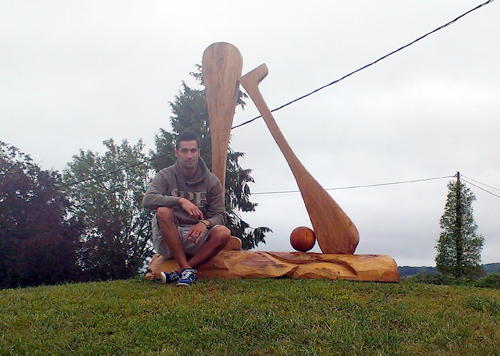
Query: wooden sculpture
202 42 243 188
239 64 359 254
145 251 400 283
290 226 316 252
146 43 399 283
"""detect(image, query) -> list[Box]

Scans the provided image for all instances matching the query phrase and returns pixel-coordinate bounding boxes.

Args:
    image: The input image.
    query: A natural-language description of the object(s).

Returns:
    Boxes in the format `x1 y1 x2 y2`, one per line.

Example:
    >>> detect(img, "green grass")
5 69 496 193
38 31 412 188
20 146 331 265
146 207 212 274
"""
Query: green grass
1 278 499 355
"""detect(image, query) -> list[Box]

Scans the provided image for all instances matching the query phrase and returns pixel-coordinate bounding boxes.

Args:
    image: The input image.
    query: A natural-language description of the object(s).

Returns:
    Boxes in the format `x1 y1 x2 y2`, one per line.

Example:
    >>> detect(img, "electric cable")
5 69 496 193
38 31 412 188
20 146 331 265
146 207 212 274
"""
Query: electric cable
462 175 500 192
56 153 168 188
252 175 455 195
58 0 495 188
461 178 500 199
231 0 495 130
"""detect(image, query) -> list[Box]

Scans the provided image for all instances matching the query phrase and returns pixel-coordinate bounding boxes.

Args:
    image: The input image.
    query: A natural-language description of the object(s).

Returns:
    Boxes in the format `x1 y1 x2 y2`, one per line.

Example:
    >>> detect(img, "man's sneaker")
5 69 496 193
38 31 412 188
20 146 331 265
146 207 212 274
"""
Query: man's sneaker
176 268 197 286
160 271 180 284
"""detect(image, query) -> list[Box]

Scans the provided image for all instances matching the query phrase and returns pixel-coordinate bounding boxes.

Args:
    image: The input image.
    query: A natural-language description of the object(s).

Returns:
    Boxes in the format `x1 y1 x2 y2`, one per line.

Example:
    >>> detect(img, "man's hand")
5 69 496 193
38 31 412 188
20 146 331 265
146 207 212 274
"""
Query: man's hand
186 222 208 243
178 197 204 220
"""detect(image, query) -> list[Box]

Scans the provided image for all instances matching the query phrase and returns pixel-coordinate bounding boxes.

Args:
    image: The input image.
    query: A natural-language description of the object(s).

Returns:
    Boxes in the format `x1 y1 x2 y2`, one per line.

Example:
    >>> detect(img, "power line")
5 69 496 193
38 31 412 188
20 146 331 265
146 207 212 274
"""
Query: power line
252 175 454 195
462 178 500 199
59 0 495 188
462 175 500 192
231 0 495 130
56 153 169 188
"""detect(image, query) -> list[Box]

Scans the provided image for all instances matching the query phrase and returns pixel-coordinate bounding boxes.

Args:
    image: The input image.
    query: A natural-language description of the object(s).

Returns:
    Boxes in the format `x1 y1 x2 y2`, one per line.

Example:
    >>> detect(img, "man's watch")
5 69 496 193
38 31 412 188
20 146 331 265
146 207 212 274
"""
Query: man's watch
200 220 210 229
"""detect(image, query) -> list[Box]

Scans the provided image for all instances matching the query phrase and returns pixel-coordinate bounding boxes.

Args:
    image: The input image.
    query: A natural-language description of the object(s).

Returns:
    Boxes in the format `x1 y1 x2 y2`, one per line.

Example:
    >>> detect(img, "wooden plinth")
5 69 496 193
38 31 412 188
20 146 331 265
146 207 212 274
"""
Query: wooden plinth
145 251 400 283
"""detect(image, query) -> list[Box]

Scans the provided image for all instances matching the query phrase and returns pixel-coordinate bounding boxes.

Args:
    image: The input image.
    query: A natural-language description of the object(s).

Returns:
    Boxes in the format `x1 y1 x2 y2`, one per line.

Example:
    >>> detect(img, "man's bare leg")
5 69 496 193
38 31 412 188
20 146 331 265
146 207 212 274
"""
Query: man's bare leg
188 226 231 269
156 207 191 271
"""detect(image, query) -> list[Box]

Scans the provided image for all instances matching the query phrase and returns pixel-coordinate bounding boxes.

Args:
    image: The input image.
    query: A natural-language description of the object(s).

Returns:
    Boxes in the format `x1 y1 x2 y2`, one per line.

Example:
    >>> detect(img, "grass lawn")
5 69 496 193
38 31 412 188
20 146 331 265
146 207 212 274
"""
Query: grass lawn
1 278 499 355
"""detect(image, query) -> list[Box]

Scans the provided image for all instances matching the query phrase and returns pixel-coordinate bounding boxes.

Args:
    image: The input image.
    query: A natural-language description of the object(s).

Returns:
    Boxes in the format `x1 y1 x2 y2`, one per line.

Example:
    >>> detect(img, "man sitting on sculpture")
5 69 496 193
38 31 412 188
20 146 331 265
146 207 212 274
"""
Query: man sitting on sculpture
142 131 231 286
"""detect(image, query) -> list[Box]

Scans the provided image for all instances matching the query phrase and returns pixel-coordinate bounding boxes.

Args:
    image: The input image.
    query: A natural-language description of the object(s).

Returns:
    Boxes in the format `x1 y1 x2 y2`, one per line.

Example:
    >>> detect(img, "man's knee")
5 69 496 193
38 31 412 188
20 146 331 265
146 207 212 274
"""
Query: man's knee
156 207 175 225
209 226 231 248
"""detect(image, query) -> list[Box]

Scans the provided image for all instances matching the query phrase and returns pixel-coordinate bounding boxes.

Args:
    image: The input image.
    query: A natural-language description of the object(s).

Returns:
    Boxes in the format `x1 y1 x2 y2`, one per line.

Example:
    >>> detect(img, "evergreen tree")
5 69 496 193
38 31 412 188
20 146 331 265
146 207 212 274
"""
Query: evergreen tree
151 67 270 249
435 172 484 279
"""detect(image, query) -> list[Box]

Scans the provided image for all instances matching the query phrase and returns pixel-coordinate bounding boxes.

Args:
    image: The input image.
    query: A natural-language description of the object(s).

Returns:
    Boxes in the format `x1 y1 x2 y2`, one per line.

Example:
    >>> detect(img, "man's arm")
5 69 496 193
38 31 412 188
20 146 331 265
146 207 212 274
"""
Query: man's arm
205 177 226 227
142 170 180 210
178 198 203 220
185 180 225 241
143 169 204 219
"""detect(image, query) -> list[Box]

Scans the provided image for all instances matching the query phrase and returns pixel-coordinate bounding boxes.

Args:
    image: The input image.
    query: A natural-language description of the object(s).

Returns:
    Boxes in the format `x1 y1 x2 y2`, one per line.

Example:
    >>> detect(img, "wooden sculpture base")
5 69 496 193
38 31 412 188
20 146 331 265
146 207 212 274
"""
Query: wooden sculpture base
145 250 400 283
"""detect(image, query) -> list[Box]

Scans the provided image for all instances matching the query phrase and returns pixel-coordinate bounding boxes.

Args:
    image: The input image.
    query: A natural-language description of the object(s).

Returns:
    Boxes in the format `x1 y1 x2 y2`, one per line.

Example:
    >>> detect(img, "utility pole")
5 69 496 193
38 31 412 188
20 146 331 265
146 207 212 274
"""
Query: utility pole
455 171 463 278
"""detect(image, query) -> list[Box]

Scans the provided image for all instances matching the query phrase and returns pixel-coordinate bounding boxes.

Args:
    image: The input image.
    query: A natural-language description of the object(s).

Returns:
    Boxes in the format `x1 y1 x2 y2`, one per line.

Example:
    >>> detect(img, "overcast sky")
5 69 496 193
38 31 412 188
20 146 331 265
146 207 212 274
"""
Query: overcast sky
2 1 499 266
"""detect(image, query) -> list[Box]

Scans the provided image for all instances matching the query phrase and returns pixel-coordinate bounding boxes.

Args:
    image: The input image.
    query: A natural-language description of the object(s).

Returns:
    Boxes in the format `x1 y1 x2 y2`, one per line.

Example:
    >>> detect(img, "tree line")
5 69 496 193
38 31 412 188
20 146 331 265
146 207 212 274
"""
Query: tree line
0 68 270 289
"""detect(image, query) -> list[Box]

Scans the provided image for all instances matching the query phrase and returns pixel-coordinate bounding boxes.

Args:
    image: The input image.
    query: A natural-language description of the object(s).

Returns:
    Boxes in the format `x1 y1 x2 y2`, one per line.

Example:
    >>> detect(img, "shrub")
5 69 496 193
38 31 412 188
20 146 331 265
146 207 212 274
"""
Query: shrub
475 273 500 289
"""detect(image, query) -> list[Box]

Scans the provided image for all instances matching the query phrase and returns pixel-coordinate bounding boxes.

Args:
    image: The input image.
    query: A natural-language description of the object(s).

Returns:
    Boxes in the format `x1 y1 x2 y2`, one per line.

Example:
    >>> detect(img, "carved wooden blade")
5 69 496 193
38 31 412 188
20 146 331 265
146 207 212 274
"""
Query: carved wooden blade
240 64 359 254
202 42 243 188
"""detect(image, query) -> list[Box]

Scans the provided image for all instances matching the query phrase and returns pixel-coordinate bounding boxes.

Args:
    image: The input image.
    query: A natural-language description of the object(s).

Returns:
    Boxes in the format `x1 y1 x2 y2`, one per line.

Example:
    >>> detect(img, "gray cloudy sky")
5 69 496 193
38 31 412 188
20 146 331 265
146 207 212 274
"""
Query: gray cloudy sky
2 1 499 266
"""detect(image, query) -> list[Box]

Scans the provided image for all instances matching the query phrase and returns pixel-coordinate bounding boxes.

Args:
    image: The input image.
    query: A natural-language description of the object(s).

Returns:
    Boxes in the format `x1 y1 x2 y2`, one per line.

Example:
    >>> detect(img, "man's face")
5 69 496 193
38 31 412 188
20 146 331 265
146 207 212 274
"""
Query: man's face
175 140 200 171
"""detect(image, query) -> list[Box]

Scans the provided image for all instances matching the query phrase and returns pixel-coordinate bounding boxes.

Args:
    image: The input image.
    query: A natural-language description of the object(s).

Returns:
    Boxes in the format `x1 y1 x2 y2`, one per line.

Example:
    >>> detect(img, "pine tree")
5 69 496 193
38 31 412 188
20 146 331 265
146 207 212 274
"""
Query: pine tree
151 67 271 249
435 172 484 279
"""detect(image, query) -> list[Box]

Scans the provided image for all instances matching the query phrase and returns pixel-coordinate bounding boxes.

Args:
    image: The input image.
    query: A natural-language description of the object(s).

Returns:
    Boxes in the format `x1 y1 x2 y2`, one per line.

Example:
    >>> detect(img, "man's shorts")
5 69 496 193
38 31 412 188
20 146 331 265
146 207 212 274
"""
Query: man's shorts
151 215 215 259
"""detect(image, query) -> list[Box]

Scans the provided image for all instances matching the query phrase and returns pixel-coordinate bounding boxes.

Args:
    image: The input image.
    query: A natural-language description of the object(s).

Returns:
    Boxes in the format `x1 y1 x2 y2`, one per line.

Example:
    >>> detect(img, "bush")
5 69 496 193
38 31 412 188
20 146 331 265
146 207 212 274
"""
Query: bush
475 273 500 289
407 272 484 286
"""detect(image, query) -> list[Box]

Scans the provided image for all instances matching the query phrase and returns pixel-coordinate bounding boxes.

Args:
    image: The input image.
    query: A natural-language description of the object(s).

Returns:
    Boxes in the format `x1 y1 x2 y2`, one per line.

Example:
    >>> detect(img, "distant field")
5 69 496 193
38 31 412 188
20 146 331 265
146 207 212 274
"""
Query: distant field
1 278 499 355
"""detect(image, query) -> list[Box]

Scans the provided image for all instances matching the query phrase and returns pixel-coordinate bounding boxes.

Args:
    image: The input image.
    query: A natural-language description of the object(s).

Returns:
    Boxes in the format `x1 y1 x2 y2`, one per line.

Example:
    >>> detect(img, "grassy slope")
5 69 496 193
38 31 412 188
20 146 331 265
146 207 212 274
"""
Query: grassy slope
1 278 499 356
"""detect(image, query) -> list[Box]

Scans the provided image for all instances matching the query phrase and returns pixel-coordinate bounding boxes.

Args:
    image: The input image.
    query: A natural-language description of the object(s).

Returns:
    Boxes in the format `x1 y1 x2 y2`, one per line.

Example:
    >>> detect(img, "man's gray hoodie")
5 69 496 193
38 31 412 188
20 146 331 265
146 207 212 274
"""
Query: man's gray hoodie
142 158 226 227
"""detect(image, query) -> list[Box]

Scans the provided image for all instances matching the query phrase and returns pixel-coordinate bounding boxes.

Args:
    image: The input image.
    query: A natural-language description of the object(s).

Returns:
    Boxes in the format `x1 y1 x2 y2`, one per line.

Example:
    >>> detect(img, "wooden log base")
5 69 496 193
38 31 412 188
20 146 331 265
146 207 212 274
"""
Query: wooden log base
145 250 400 283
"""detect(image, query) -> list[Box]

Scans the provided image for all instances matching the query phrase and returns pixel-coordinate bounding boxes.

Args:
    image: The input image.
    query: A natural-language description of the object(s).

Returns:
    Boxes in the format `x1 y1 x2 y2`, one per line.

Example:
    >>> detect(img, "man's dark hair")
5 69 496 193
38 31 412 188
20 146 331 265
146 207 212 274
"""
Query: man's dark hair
176 131 199 149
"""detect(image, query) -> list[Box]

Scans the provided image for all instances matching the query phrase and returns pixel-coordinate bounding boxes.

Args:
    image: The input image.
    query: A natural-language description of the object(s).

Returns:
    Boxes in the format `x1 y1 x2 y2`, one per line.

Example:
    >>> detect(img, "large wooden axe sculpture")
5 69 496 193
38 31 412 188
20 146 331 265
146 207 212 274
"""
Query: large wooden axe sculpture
240 64 359 254
202 42 243 188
